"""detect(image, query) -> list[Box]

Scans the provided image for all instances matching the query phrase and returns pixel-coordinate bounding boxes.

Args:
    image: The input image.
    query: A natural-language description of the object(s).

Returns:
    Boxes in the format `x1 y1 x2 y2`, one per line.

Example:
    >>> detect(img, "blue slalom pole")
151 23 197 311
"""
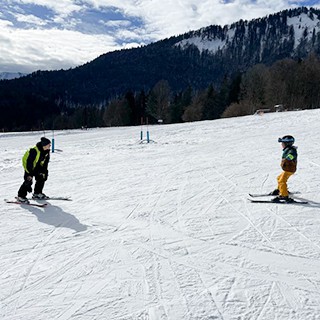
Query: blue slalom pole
140 117 143 141
146 117 150 143
51 138 55 153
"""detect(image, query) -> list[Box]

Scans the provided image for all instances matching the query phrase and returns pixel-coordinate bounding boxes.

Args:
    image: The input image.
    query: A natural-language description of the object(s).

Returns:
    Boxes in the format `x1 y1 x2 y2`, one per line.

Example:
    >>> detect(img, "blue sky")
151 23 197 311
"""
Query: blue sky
0 0 319 73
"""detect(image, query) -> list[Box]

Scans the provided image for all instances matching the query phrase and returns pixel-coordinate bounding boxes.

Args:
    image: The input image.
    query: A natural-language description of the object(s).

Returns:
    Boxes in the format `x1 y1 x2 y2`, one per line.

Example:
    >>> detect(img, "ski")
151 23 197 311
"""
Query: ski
249 191 300 198
31 196 72 201
248 199 308 204
4 199 47 207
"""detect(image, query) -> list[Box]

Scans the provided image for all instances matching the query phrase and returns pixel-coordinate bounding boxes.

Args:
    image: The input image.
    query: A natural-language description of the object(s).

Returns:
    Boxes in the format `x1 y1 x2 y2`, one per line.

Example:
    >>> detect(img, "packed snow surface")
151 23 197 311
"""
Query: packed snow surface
1 109 320 319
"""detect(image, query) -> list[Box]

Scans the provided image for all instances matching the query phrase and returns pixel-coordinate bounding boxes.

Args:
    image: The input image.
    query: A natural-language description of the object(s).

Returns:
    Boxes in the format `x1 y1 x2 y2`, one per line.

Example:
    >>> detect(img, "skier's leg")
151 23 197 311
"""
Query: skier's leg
277 171 293 197
18 172 33 197
34 174 45 194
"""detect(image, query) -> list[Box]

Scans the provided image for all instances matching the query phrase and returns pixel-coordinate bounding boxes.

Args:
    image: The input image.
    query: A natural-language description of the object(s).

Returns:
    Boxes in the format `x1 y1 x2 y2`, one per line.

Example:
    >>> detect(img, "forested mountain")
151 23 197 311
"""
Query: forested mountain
1 6 320 131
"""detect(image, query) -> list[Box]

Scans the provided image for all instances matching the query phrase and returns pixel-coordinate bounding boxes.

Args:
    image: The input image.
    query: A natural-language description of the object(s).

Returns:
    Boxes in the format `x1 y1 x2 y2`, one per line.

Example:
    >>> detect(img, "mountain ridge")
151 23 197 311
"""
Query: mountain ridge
3 7 320 98
176 7 320 67
1 6 320 130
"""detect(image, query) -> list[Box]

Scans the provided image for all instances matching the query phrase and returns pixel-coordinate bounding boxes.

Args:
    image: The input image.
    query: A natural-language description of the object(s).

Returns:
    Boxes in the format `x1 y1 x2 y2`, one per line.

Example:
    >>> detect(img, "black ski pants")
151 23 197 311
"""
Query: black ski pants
18 172 46 197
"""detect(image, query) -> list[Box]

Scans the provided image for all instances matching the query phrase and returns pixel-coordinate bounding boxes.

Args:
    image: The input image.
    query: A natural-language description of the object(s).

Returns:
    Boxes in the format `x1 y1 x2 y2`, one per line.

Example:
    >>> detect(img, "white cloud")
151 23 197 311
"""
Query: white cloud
1 0 320 72
0 25 121 72
15 13 48 25
77 0 320 39
100 19 131 28
0 19 14 28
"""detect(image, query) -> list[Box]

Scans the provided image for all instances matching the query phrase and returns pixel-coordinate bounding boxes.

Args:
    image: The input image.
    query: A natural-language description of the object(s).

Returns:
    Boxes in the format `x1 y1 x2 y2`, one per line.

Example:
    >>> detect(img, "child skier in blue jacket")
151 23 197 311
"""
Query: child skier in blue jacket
271 135 297 203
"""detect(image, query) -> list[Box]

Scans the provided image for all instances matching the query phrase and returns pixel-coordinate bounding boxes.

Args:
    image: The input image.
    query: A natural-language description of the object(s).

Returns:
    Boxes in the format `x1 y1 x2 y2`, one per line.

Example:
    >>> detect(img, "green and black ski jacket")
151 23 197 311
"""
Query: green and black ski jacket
22 142 50 176
281 146 297 173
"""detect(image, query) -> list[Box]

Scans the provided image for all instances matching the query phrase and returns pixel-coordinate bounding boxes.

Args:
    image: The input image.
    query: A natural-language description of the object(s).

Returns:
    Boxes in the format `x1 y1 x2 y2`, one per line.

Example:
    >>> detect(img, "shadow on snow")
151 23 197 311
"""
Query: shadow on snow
25 204 88 233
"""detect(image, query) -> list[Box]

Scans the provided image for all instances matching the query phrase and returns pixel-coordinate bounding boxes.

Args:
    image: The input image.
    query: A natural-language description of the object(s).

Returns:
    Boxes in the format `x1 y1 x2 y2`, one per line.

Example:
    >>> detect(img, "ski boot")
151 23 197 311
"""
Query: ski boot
32 193 49 200
269 189 279 196
271 196 294 203
16 196 30 204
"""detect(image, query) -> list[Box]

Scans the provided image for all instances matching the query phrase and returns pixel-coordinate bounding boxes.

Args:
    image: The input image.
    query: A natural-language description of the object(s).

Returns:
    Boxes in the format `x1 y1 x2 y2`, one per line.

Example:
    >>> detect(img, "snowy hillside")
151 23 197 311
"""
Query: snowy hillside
1 109 320 319
177 8 320 56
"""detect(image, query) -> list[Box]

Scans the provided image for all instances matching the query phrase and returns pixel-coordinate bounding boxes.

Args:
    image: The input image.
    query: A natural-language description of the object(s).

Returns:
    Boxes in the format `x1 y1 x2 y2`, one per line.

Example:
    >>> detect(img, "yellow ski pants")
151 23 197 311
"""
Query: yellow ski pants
277 171 294 197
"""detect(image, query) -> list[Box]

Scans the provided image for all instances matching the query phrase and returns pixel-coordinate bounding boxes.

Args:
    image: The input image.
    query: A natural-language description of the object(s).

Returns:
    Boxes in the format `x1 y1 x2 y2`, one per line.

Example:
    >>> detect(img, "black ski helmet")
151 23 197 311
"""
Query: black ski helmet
278 135 295 146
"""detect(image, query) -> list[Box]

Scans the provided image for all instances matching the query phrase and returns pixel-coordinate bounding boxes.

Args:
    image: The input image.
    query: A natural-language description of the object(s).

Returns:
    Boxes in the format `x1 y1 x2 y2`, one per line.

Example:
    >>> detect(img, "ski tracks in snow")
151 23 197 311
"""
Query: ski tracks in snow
197 156 320 319
1 205 82 318
117 158 228 319
2 112 320 319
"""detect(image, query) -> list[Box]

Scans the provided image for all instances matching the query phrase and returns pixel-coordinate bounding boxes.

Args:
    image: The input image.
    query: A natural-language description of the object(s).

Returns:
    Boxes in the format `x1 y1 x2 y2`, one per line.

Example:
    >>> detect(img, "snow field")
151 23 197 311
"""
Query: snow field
1 109 320 319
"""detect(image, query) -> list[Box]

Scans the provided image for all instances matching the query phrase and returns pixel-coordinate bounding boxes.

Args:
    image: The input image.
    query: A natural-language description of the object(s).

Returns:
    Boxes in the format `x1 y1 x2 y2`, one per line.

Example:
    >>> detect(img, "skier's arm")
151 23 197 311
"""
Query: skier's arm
39 152 50 180
42 152 50 172
285 152 296 161
43 152 50 170
281 149 297 172
25 149 37 175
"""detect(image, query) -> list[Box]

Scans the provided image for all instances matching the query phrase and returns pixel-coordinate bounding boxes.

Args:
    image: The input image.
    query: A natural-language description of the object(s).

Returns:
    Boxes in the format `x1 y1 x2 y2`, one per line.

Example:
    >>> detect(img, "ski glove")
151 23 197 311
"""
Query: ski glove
39 170 48 181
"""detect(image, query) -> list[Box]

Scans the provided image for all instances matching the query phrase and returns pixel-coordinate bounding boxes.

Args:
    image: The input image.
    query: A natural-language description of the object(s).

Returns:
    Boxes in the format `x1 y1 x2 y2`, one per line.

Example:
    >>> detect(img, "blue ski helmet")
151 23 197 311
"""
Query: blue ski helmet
278 135 295 146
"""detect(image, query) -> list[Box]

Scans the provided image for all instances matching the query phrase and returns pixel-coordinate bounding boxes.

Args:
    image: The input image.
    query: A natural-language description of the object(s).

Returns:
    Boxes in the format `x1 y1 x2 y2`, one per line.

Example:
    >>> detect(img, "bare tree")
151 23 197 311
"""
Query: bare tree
182 90 206 122
298 53 320 109
221 100 252 118
103 98 132 126
146 80 171 123
240 64 271 113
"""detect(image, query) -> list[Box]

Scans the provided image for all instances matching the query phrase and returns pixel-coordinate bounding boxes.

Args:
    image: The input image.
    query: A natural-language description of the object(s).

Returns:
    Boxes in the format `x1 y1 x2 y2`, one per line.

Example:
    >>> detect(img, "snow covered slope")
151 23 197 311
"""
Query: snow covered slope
1 109 320 319
176 8 320 57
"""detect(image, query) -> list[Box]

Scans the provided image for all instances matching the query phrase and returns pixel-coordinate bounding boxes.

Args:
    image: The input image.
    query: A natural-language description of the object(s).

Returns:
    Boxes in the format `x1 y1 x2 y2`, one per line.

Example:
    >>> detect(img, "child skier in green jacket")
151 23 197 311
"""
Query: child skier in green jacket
17 137 51 203
271 135 297 203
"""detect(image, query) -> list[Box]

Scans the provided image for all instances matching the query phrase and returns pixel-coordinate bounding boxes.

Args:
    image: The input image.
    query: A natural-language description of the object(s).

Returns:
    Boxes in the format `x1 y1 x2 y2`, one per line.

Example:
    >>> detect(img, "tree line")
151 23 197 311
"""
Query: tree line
93 52 320 127
223 53 320 117
1 53 320 131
